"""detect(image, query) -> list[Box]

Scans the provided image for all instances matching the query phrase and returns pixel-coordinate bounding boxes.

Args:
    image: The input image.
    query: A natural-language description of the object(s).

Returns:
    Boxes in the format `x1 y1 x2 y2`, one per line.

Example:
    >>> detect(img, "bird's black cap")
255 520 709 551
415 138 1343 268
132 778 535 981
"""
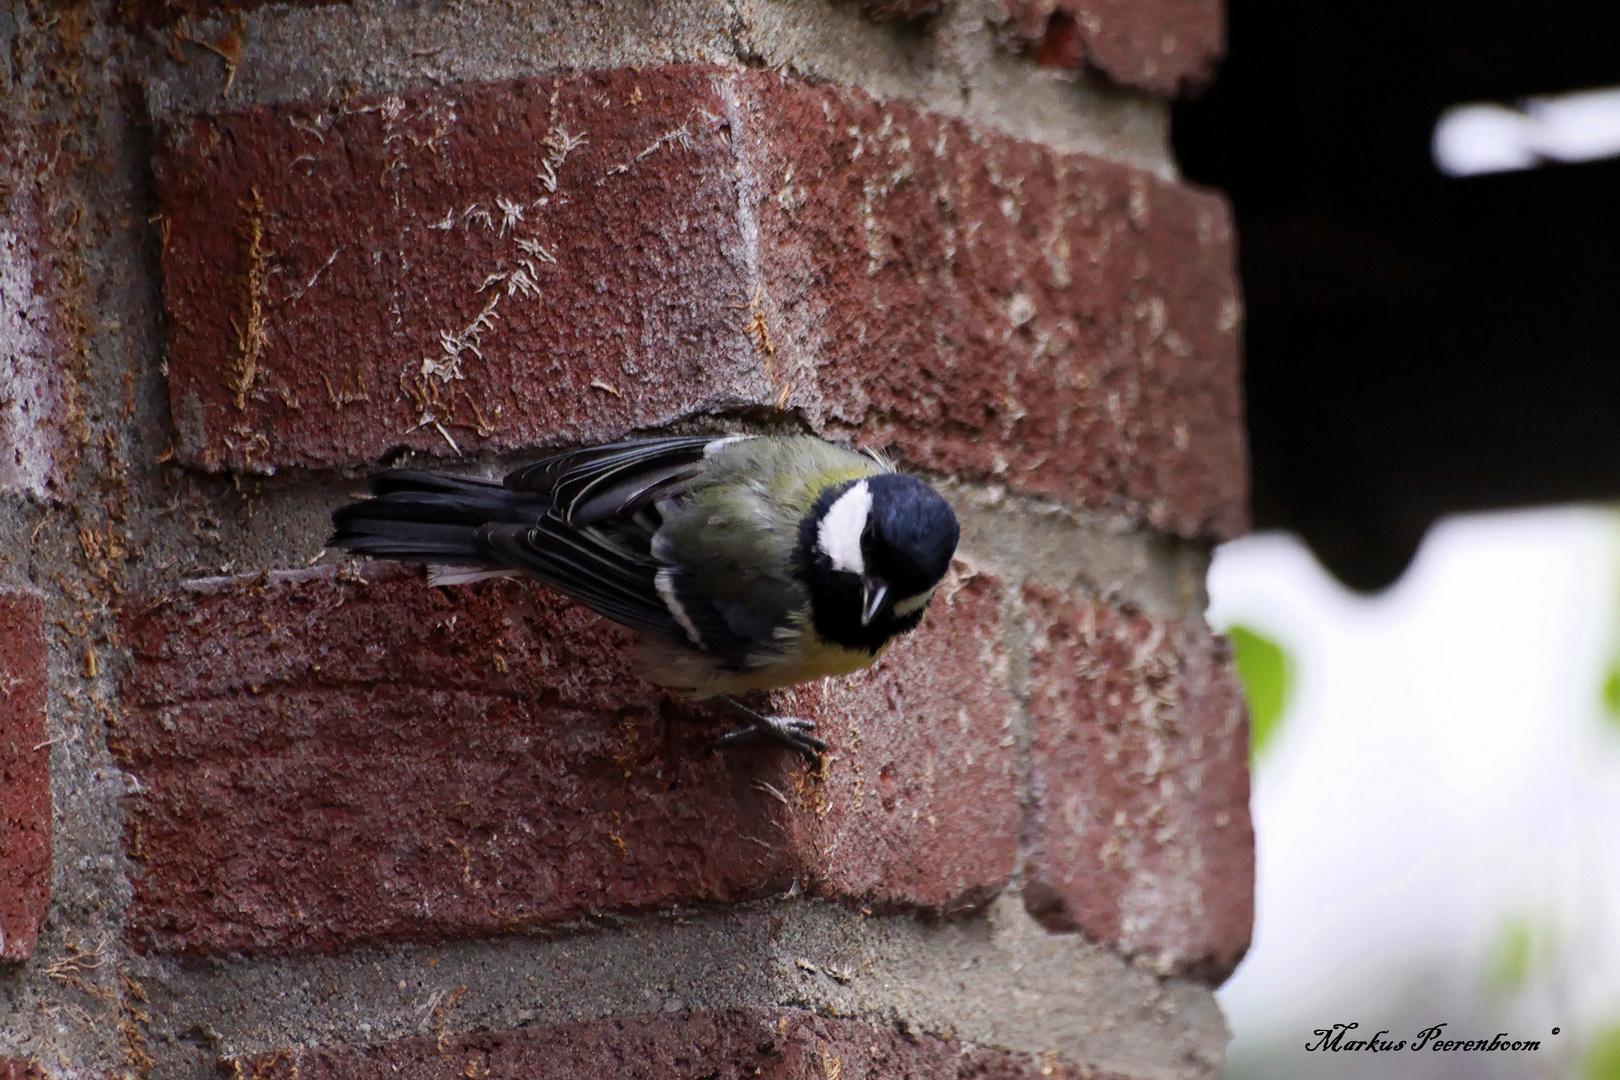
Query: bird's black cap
862 473 959 597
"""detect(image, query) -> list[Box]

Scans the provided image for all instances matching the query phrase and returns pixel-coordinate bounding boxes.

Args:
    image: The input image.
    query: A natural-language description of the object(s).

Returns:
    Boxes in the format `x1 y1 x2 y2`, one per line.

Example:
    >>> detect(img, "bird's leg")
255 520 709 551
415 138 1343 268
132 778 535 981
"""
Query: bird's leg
710 697 827 760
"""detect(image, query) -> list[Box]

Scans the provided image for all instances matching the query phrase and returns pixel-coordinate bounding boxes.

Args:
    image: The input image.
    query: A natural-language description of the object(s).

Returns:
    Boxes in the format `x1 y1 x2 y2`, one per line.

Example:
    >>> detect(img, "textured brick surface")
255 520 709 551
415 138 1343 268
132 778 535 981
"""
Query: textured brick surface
157 67 766 478
997 0 1224 96
0 128 68 501
0 589 50 963
114 563 1017 957
857 0 941 21
156 65 1244 540
1020 587 1252 983
119 0 338 27
231 1007 1117 1079
735 73 1243 540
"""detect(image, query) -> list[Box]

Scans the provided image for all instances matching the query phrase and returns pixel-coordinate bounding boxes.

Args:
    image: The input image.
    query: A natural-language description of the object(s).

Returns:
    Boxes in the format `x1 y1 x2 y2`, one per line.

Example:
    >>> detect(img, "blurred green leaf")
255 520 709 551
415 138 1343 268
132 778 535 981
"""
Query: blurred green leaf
1482 916 1533 995
1225 624 1295 761
1602 663 1620 733
1582 1022 1620 1080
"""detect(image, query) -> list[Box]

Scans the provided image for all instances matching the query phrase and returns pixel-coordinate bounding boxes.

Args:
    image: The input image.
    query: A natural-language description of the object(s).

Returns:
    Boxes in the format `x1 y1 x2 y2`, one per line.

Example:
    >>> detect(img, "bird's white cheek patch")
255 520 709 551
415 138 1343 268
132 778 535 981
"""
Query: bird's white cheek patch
816 480 872 575
892 587 935 618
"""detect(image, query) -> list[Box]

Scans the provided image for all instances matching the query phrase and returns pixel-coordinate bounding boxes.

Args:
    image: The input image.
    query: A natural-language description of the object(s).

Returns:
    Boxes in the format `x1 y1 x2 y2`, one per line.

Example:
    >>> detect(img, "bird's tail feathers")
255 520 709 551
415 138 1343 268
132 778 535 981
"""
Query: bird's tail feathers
328 470 546 565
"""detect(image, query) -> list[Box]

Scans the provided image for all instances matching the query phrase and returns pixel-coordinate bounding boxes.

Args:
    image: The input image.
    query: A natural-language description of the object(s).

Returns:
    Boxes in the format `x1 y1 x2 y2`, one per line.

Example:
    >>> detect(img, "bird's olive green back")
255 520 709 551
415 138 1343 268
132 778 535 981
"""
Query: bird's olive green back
657 436 883 618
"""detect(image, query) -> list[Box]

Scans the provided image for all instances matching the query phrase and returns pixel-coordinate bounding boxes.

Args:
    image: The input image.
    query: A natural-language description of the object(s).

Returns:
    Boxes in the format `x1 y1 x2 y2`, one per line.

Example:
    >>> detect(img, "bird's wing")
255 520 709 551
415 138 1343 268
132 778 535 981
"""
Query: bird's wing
476 515 681 640
504 436 747 526
476 437 764 643
650 565 801 669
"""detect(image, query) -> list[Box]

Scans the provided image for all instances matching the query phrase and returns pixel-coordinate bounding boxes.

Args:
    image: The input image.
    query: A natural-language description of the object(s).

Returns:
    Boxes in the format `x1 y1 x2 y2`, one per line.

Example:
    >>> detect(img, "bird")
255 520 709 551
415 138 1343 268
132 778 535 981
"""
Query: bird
328 433 961 758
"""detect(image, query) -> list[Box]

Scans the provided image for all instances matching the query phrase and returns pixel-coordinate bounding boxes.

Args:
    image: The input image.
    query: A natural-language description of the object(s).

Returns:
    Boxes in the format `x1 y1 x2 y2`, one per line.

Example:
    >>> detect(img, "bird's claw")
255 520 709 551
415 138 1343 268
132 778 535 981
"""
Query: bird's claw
710 699 827 762
758 715 828 757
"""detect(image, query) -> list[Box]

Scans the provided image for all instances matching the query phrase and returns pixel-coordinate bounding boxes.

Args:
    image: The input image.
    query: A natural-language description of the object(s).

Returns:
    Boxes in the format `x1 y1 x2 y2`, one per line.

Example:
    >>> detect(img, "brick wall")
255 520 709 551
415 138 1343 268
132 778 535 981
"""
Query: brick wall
0 2 1249 1076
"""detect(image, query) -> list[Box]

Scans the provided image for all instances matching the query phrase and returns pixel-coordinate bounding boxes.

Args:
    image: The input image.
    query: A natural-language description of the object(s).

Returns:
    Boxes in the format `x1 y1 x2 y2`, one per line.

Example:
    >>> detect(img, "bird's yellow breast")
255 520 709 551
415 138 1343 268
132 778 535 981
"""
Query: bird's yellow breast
633 623 889 698
732 633 887 691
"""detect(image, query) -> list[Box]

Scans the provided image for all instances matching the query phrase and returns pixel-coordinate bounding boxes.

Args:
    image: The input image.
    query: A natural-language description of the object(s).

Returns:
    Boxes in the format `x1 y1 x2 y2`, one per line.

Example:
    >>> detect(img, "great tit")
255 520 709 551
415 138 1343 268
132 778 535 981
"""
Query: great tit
328 434 960 757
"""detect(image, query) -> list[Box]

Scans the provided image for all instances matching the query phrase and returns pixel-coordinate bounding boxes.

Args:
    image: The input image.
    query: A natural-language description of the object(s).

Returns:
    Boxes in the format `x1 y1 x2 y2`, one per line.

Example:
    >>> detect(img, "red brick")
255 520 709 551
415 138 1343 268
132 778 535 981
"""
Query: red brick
156 65 1244 540
1 123 69 501
113 564 1016 956
0 588 50 964
1020 587 1252 983
231 1007 1121 1079
155 68 774 476
735 73 1244 540
771 567 1019 911
996 0 1224 96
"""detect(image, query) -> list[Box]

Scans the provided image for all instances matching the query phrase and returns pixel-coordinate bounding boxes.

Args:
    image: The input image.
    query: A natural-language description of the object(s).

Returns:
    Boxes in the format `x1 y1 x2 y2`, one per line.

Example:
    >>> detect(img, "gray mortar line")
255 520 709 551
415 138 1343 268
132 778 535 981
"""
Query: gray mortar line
136 0 1174 178
134 894 1227 1080
735 0 1176 178
123 468 1211 628
944 478 1212 624
2 4 175 1073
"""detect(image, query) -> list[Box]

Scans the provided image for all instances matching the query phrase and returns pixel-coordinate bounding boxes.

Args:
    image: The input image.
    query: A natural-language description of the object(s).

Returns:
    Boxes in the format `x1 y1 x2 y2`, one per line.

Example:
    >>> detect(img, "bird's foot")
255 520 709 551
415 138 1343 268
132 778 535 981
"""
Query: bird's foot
710 698 827 761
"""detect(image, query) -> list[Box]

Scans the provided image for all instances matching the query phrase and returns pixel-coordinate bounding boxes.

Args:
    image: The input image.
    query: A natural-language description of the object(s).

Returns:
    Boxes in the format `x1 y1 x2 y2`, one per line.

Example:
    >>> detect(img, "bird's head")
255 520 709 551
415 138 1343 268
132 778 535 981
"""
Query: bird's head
798 473 960 653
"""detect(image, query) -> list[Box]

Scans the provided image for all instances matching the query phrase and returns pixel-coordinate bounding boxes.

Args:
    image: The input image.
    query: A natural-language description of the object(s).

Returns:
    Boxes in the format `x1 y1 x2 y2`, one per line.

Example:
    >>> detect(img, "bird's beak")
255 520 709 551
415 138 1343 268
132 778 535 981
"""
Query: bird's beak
860 577 889 626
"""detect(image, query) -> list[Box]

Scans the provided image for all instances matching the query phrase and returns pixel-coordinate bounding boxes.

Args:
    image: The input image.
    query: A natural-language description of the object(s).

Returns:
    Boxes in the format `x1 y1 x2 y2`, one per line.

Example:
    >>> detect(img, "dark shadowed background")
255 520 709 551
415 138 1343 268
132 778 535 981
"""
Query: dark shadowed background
1174 0 1620 592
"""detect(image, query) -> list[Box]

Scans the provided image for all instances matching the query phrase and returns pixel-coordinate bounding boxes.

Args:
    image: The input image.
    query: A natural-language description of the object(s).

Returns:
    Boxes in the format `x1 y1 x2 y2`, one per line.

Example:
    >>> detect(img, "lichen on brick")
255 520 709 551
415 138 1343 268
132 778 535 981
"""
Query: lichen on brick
225 185 267 413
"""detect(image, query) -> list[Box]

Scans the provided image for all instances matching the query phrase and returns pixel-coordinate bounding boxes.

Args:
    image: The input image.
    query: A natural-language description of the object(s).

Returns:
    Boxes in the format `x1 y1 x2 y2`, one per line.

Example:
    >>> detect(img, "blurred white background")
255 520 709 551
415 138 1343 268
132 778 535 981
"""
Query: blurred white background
1209 509 1620 1080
